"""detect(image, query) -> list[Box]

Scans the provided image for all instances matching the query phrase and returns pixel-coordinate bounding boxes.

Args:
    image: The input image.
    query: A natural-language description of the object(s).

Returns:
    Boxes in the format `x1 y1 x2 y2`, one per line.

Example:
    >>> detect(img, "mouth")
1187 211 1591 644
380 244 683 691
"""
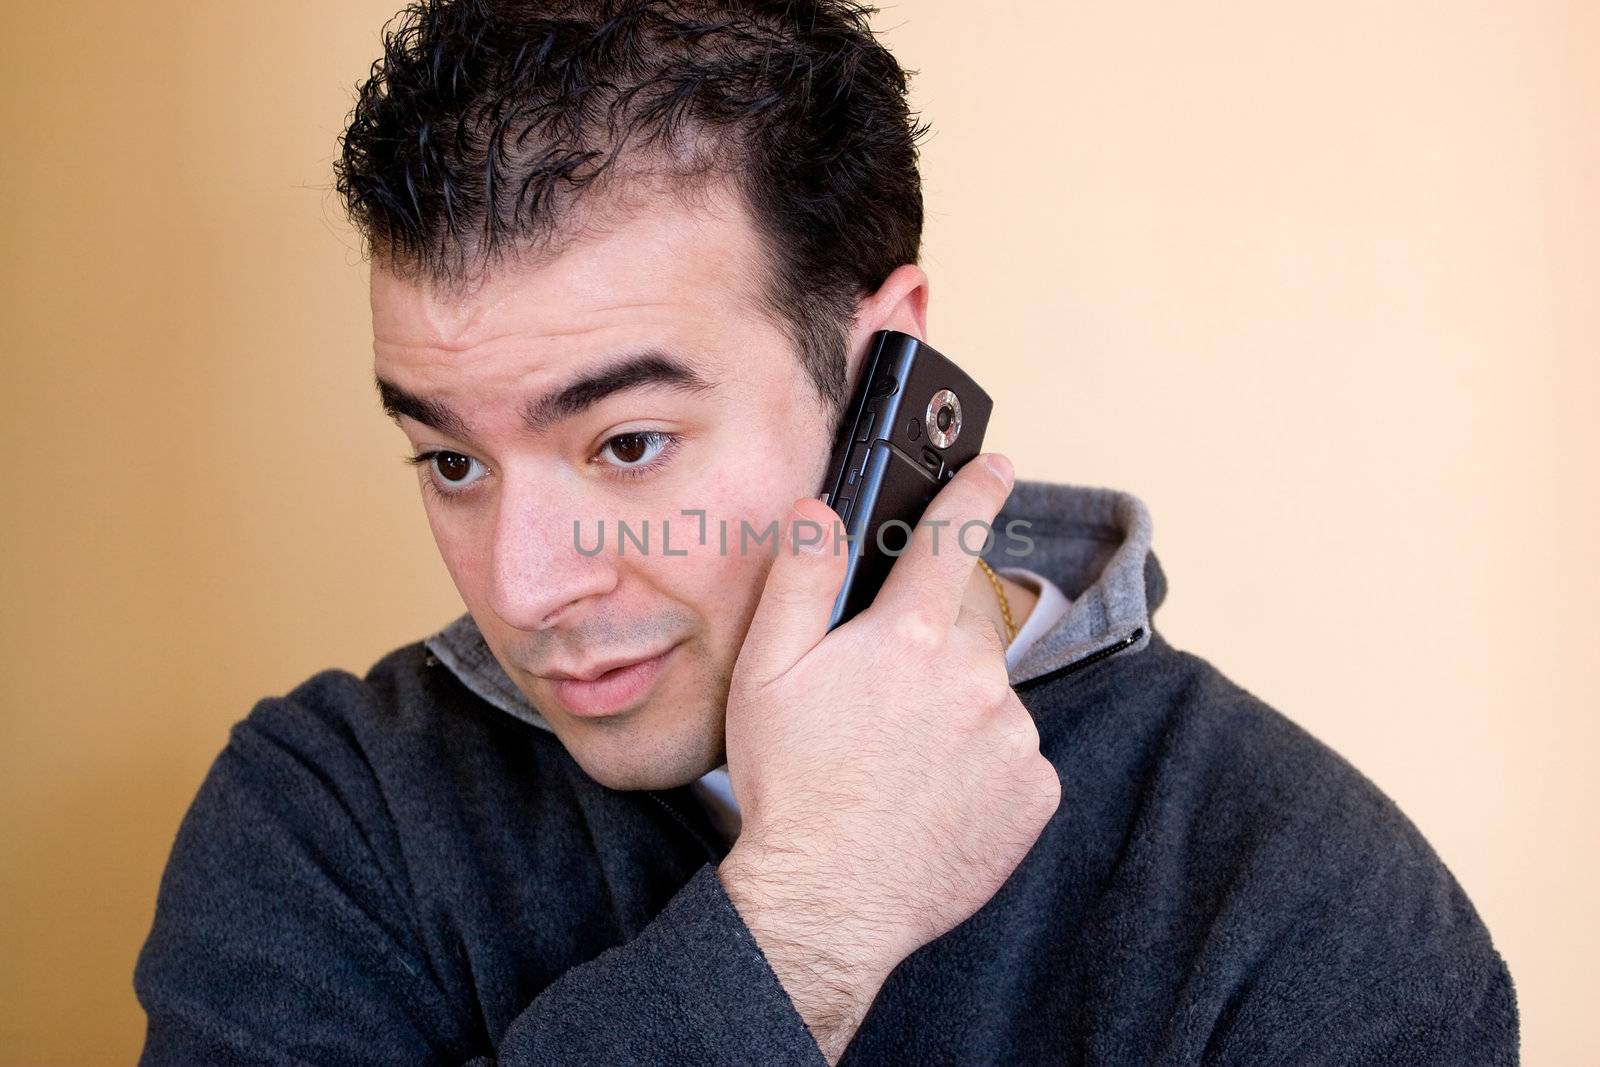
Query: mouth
539 642 681 718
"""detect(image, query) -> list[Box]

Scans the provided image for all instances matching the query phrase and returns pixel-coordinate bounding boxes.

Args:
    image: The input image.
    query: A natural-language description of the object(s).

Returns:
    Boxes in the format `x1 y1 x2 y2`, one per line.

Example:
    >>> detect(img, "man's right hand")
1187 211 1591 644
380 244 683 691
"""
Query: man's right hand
717 452 1062 1063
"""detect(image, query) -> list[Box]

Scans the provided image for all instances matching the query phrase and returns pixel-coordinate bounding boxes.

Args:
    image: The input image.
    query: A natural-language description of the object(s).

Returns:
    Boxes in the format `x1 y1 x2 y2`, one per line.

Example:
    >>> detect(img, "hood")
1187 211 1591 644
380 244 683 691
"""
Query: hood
423 478 1166 734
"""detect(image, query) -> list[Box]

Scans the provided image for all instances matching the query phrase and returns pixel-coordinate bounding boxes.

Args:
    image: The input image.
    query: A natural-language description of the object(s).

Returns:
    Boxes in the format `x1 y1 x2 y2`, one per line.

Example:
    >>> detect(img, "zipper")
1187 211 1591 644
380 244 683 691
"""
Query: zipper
645 788 727 864
1013 626 1145 694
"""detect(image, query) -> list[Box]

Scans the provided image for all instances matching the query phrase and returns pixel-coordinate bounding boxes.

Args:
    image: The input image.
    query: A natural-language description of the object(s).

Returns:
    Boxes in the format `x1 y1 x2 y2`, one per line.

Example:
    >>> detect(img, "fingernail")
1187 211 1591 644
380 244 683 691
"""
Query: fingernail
984 453 1014 489
791 509 829 554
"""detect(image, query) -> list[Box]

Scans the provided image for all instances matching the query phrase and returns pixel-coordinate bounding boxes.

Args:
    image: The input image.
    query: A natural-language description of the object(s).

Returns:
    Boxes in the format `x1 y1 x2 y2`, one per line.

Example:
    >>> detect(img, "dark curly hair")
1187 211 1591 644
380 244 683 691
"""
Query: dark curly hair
335 0 931 420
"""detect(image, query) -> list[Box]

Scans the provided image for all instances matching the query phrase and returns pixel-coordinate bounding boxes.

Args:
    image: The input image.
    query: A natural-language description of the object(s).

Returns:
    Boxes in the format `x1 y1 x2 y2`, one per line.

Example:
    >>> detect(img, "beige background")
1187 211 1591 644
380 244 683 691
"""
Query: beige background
2 1 1594 1061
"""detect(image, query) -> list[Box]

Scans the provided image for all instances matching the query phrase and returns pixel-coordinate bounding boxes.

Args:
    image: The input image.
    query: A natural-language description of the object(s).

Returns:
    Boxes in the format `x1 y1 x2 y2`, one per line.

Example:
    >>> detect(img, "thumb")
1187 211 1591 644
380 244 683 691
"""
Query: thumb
733 496 848 692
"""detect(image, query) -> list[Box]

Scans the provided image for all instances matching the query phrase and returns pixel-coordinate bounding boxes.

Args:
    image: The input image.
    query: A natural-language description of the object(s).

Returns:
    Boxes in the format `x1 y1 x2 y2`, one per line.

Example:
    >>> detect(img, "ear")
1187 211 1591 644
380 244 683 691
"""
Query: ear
843 263 930 390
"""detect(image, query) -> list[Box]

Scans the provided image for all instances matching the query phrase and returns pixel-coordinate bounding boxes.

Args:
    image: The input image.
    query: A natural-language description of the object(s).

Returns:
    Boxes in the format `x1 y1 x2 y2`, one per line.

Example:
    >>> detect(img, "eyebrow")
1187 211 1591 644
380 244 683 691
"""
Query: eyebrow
375 349 715 441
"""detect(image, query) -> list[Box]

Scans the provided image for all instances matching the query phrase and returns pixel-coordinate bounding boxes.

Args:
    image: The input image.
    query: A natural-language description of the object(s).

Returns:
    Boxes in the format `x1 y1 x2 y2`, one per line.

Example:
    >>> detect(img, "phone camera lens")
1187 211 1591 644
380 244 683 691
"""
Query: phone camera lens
925 389 962 448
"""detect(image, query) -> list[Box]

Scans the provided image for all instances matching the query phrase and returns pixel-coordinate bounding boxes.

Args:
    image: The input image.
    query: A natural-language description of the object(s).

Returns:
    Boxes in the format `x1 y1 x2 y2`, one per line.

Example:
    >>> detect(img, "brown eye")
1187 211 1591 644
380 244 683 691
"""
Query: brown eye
599 430 675 473
407 450 488 499
608 433 650 464
436 452 473 482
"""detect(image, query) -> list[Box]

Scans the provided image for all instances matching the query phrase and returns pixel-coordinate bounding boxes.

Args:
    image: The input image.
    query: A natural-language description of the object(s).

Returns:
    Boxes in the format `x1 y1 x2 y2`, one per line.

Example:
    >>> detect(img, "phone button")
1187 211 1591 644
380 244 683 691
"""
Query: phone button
854 408 875 442
834 496 854 524
870 373 898 399
845 441 869 483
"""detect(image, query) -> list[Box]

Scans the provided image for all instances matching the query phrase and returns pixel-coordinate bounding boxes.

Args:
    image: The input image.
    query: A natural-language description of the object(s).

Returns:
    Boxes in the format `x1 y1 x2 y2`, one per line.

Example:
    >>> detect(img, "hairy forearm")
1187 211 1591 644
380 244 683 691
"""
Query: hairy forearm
717 839 898 1065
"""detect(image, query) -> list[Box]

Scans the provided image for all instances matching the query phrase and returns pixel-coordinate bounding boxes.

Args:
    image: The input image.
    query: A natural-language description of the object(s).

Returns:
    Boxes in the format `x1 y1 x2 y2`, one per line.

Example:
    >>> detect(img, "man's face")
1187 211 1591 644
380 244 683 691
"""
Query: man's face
371 179 925 790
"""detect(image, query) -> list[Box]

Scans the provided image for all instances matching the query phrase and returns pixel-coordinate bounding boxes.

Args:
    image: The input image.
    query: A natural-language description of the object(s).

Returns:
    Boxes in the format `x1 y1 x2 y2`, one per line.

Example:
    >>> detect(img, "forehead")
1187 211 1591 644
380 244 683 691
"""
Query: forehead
370 179 774 380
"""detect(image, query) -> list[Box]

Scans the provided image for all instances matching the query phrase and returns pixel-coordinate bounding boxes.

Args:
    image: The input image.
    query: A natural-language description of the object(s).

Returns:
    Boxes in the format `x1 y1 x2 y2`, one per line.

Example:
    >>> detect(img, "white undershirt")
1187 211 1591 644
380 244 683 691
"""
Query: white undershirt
690 567 1072 845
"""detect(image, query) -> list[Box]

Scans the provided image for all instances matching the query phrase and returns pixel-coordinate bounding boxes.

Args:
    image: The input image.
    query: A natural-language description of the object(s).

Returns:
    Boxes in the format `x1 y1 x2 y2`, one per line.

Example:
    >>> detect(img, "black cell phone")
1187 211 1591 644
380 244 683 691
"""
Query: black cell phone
816 330 992 630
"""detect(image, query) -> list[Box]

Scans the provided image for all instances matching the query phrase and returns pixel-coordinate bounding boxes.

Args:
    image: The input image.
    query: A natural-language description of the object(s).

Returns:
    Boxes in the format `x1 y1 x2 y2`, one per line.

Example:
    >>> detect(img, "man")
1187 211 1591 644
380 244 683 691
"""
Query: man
134 1 1518 1063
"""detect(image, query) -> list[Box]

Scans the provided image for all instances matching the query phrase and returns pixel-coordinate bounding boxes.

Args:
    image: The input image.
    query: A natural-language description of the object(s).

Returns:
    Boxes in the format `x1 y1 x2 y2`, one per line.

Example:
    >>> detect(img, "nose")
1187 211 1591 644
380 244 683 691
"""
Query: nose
486 475 619 632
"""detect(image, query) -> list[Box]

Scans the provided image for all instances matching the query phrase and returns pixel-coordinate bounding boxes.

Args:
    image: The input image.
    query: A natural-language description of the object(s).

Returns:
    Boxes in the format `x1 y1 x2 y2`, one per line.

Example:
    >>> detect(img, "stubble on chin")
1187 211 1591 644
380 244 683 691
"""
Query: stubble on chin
560 636 740 791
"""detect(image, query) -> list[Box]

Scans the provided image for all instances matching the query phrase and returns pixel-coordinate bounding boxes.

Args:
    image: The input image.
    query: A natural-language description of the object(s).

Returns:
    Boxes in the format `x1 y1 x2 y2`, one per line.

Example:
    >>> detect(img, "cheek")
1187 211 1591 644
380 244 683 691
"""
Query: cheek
423 502 489 602
657 458 828 642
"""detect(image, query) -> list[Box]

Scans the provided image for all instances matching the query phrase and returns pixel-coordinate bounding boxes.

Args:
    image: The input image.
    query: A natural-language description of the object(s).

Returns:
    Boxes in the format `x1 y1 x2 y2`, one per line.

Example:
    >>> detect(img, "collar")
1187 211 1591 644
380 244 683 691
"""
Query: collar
423 478 1165 733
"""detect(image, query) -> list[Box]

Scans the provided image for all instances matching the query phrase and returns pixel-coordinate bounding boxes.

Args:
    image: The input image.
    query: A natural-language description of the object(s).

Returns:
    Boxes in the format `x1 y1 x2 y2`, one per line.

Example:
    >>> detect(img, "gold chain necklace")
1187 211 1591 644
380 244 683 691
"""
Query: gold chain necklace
974 558 1016 646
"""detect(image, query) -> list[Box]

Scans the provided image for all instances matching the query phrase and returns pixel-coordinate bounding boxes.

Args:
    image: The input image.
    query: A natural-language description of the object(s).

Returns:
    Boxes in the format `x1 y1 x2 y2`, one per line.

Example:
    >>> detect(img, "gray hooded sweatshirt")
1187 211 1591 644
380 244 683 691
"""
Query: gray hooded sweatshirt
133 479 1519 1064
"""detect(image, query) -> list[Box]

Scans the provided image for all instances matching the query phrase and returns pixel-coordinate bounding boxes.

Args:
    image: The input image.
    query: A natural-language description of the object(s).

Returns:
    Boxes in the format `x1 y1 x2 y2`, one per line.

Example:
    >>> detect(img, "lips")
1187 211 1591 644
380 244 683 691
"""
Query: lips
541 646 679 683
540 643 680 718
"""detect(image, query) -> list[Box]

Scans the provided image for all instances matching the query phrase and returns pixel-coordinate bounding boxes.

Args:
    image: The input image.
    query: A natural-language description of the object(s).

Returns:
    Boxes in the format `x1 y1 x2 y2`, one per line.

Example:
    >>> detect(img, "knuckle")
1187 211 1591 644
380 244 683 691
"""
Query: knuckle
987 690 1038 739
1036 780 1063 820
1000 713 1041 754
893 604 945 652
1029 756 1062 804
977 662 1013 708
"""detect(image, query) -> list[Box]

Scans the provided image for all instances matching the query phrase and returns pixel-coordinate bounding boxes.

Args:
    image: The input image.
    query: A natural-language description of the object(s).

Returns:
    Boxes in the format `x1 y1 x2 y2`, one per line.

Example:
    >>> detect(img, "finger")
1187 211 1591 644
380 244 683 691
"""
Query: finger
732 496 848 692
952 604 1015 700
954 603 1008 663
869 452 1015 633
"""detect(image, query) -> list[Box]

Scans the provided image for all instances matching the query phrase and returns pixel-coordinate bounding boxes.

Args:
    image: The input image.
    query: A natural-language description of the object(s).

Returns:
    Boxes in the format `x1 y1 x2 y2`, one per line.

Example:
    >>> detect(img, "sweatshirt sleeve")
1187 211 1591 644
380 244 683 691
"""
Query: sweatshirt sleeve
133 692 827 1066
1209 909 1519 1066
1199 768 1520 1064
